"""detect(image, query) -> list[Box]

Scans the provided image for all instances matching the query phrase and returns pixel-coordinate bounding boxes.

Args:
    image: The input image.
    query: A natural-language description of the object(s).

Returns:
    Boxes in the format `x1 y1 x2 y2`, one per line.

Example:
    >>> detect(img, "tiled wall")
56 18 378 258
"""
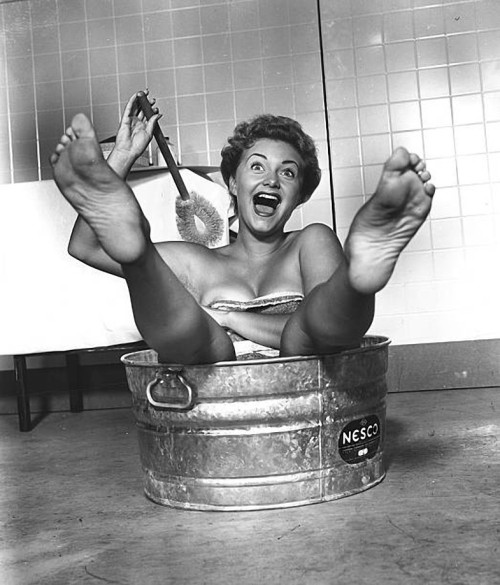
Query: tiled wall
321 0 500 344
0 0 499 347
0 0 333 227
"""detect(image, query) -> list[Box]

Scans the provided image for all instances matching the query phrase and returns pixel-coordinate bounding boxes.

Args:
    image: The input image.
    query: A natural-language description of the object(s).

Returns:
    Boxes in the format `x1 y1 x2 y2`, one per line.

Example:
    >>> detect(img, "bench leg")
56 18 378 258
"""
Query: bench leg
66 353 84 412
14 355 31 432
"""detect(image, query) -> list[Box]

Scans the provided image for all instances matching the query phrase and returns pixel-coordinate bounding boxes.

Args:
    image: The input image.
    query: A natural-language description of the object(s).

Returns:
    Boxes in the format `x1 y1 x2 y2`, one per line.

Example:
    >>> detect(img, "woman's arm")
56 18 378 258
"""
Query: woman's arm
204 307 289 349
202 225 345 349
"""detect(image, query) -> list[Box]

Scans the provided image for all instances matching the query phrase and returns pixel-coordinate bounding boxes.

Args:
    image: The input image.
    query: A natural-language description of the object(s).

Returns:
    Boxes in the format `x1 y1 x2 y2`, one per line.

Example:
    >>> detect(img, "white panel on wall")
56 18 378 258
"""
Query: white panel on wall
320 0 500 345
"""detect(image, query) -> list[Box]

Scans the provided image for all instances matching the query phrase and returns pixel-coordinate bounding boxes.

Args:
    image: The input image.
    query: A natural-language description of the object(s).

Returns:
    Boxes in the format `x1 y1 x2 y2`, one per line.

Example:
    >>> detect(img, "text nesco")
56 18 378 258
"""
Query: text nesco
341 423 379 445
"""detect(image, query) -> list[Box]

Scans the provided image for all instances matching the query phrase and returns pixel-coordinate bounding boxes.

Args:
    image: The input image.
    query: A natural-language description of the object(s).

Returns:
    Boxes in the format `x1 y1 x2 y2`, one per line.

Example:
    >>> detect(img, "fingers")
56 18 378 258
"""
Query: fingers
123 93 139 119
136 105 158 122
140 89 156 108
119 90 161 143
146 112 162 136
135 89 157 113
202 306 229 327
126 89 156 117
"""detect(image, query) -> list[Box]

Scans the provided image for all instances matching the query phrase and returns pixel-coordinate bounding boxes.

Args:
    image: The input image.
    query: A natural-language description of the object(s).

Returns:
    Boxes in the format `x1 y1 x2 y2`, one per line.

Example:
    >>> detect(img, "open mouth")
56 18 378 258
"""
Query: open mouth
253 193 281 216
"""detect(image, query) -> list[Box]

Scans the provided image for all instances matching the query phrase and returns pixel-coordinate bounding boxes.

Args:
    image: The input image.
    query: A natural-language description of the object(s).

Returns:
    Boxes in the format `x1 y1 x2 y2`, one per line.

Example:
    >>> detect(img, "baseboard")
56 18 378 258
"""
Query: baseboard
386 338 500 392
1 339 499 416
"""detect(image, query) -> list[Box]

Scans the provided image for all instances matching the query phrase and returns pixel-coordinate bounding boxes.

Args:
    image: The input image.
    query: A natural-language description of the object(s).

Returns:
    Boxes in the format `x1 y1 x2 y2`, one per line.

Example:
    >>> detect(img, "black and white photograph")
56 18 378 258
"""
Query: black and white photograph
0 1 498 583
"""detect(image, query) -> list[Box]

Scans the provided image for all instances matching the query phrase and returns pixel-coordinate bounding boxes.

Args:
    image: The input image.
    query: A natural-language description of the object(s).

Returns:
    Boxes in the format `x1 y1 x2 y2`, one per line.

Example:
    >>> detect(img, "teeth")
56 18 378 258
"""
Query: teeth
253 193 281 209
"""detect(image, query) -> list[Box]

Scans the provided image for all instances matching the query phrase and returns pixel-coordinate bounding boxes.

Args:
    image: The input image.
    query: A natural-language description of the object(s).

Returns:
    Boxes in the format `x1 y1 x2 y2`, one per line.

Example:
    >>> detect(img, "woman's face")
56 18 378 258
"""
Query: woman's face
230 138 304 235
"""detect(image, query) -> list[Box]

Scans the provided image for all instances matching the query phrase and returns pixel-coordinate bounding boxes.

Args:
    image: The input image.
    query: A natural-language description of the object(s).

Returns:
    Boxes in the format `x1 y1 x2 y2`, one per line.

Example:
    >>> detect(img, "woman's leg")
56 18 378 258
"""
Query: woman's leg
281 147 435 356
51 113 235 364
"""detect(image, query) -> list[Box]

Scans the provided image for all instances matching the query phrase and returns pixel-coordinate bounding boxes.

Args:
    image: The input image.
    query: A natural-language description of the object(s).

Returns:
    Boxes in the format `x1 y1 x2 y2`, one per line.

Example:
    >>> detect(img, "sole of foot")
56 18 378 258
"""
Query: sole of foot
50 113 148 264
345 147 435 295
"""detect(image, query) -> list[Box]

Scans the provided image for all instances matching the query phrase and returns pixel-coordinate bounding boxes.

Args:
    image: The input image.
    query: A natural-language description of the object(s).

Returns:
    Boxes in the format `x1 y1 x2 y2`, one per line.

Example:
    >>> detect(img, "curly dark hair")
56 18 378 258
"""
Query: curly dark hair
220 114 321 206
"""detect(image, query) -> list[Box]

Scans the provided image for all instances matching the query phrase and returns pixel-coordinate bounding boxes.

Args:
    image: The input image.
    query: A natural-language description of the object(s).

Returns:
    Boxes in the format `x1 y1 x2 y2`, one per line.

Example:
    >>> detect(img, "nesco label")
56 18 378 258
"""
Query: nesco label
338 415 381 464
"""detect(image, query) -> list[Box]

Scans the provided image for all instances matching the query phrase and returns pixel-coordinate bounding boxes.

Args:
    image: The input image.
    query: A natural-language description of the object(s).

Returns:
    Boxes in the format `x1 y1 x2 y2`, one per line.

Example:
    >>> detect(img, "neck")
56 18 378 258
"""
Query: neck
232 226 288 258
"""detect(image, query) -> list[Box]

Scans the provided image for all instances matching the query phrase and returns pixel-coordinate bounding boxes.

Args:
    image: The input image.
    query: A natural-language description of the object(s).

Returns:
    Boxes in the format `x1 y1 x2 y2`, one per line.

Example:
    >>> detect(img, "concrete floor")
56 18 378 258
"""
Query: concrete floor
1 387 498 585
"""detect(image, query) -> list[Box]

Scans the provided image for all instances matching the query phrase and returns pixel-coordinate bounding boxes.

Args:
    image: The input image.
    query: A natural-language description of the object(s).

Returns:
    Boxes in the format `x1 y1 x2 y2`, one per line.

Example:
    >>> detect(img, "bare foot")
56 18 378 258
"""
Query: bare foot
50 113 149 264
345 147 435 294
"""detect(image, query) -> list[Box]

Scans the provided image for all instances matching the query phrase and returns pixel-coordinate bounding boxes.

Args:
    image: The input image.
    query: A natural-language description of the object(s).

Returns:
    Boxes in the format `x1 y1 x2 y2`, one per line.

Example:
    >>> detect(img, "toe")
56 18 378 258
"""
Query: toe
409 152 422 168
65 126 76 140
414 159 426 173
385 147 411 172
424 182 436 197
418 170 431 183
71 113 96 138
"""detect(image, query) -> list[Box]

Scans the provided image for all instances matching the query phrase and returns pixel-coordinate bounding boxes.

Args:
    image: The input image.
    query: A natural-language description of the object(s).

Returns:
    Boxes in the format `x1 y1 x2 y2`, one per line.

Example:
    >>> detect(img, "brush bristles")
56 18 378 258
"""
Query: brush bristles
175 192 225 247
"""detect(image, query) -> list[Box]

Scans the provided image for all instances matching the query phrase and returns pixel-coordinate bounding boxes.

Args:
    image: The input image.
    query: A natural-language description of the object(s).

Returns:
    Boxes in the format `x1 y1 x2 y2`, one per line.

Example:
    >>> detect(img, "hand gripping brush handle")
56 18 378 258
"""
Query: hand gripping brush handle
135 91 225 248
136 91 190 202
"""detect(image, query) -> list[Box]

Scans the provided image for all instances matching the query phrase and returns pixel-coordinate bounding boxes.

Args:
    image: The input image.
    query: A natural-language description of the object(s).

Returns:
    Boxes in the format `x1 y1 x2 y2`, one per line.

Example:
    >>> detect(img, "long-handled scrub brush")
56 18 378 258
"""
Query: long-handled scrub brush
136 91 225 248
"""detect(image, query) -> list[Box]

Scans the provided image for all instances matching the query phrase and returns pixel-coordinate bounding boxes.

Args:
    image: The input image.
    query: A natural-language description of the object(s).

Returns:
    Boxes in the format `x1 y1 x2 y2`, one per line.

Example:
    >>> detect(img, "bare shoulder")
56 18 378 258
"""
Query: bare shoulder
292 222 342 252
291 223 345 290
154 239 215 262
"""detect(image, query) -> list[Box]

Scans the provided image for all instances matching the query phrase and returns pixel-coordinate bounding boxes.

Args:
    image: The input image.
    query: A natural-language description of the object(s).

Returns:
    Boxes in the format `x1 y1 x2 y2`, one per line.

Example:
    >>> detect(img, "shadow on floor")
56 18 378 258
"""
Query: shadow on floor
19 393 53 431
384 416 455 472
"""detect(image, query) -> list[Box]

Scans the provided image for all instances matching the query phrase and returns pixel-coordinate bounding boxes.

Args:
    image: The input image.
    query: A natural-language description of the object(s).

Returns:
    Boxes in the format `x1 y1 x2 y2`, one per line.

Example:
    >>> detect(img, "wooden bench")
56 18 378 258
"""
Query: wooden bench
14 341 148 432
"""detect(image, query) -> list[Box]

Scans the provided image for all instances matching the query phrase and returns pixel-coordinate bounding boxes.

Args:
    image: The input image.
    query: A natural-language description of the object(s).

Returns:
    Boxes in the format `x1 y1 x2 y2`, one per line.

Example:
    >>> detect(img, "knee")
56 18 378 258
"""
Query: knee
280 318 315 357
149 312 235 365
147 314 206 362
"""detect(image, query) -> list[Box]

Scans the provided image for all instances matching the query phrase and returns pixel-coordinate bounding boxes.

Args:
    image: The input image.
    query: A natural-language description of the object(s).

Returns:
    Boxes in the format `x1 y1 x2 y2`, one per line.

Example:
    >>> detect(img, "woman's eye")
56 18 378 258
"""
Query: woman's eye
282 168 296 178
250 162 264 171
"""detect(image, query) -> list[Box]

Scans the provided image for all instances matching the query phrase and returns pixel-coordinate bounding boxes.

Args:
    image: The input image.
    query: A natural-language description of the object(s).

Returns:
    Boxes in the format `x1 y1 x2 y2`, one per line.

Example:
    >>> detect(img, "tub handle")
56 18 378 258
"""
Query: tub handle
146 371 194 410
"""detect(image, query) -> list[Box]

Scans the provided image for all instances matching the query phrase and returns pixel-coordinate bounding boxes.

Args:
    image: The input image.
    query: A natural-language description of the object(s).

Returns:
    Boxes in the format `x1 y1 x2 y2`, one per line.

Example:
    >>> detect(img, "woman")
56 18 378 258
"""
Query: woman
51 92 435 364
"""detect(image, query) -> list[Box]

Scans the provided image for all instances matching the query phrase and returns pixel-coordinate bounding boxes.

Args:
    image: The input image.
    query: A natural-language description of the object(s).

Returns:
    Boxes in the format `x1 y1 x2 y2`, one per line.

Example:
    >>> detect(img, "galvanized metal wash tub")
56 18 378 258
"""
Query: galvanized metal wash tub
121 335 390 511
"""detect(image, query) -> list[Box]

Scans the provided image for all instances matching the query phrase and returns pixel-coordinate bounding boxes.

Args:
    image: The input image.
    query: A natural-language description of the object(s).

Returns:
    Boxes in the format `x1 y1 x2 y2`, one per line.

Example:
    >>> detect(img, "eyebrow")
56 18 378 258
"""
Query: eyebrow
247 152 300 167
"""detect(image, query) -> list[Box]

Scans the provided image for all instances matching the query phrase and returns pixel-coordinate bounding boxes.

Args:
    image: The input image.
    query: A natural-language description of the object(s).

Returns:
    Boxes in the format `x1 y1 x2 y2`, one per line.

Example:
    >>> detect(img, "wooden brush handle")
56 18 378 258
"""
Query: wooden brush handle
136 91 190 201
